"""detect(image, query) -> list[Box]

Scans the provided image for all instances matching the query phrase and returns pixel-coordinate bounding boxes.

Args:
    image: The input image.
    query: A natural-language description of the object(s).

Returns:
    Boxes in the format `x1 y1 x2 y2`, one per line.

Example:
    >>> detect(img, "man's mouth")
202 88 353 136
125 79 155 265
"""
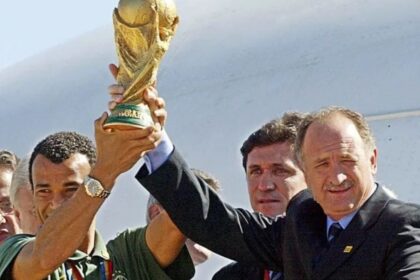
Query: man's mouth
258 199 280 204
325 180 354 194
327 184 352 194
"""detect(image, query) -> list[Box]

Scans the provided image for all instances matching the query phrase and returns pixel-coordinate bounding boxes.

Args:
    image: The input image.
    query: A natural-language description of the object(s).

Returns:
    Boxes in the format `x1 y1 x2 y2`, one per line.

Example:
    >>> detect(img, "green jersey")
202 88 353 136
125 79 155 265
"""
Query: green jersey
0 226 194 280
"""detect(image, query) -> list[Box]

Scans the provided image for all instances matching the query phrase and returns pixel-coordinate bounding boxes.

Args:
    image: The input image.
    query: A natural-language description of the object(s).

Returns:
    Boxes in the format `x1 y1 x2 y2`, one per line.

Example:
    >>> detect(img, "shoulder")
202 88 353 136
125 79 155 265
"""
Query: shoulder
0 234 34 278
106 227 147 250
286 189 320 219
0 234 34 257
383 199 420 225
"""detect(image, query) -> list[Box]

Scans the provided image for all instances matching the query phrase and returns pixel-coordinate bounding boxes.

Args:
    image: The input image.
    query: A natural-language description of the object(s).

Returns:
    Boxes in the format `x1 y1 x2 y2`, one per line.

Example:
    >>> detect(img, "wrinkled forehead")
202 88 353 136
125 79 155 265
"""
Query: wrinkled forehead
303 116 365 156
317 137 357 153
247 142 297 166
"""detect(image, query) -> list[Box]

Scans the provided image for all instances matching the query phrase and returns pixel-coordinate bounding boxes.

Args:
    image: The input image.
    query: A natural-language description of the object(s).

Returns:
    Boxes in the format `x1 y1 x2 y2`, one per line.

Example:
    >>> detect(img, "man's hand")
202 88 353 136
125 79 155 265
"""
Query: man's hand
90 112 162 188
108 63 167 130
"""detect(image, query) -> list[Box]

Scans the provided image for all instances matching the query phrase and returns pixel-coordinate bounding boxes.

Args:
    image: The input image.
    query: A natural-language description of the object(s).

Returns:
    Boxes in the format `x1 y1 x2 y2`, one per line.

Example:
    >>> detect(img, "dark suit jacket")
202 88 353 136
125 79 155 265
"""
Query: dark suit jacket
137 149 420 279
212 261 265 280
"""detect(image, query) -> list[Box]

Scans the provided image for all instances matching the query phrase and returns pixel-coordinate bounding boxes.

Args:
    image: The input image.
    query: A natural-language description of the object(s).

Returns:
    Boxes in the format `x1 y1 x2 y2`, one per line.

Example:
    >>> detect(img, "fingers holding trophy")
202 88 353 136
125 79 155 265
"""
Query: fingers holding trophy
104 0 179 130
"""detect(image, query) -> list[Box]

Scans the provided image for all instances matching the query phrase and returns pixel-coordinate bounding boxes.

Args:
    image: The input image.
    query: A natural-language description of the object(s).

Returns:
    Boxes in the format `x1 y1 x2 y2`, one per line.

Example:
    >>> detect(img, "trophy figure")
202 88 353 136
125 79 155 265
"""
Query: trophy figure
104 0 179 129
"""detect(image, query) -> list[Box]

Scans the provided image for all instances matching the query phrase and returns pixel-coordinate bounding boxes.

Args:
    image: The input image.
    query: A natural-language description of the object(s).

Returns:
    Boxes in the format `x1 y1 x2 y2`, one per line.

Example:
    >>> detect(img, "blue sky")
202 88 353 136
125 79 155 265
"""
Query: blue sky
0 1 118 69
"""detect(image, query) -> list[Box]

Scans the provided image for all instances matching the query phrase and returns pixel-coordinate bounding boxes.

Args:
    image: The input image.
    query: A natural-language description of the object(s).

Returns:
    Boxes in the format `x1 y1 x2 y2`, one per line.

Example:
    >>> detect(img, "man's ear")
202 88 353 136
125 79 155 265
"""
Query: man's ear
370 148 378 175
148 204 162 221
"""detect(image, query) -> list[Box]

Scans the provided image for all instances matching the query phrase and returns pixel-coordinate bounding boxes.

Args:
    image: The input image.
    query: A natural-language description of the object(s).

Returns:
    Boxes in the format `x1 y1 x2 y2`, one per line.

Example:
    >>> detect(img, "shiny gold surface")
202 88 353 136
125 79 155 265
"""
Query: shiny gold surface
114 0 179 104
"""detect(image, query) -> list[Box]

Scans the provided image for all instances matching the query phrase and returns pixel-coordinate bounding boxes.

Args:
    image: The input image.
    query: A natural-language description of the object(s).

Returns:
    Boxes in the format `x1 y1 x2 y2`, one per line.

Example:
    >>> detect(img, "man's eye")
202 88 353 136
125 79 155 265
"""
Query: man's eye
273 168 288 176
0 202 13 214
315 162 328 168
249 169 262 176
36 189 51 196
66 187 79 193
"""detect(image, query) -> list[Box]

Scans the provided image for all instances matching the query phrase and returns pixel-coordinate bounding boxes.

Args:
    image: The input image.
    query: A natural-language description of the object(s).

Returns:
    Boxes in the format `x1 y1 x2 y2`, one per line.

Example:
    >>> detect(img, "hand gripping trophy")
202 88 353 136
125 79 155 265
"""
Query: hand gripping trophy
104 0 179 129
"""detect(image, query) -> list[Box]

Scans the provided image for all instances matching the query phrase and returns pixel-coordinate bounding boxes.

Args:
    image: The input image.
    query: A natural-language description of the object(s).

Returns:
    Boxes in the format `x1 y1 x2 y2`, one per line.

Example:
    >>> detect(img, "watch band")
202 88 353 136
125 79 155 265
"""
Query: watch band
98 189 111 199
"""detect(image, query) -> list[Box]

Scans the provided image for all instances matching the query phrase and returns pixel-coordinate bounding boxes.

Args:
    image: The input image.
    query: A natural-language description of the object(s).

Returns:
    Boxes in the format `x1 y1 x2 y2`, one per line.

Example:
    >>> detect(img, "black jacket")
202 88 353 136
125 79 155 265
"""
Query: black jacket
137 149 420 279
212 261 265 280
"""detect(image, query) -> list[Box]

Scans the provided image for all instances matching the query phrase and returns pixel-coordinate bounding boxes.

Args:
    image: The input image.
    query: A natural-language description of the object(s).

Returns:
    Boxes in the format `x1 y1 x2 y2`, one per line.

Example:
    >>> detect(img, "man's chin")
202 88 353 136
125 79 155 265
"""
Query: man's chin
257 207 285 218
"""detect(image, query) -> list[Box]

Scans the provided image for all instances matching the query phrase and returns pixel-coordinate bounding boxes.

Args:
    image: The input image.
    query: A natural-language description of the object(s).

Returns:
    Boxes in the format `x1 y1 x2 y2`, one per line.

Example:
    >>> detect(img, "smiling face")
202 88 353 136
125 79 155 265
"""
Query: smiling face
32 153 91 224
246 142 307 217
301 113 377 220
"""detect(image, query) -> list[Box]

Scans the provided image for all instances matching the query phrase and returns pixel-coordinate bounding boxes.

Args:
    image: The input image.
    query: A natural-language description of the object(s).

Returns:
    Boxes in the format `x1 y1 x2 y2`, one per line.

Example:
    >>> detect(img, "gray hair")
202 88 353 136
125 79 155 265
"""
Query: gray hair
295 106 376 166
145 195 160 223
10 157 31 208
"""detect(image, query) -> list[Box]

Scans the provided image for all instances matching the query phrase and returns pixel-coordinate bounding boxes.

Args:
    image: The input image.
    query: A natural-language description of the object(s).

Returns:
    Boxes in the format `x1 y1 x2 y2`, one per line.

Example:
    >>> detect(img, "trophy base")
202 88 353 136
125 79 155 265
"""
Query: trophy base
104 103 154 130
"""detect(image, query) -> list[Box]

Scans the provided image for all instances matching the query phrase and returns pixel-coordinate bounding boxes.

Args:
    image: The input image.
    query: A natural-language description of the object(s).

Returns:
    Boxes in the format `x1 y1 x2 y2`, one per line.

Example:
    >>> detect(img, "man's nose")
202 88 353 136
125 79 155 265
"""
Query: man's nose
258 173 276 191
0 213 5 224
328 163 347 185
50 193 66 209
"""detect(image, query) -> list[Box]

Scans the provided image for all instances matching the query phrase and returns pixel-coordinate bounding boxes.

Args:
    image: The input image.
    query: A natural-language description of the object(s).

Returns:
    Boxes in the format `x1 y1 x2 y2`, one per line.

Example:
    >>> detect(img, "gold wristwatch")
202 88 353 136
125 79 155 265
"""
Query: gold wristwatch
84 176 111 199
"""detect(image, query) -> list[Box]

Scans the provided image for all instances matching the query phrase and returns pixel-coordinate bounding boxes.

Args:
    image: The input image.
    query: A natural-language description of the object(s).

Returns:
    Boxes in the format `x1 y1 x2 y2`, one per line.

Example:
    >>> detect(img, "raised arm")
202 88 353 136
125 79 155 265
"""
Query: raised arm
137 148 284 271
146 210 187 267
12 115 162 280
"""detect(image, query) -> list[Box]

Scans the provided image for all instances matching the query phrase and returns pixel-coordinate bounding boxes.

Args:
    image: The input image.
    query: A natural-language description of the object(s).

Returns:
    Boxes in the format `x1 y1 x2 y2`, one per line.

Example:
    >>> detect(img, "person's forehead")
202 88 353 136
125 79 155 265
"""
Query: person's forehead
248 142 295 164
33 153 89 169
32 153 91 181
0 168 13 189
306 115 362 145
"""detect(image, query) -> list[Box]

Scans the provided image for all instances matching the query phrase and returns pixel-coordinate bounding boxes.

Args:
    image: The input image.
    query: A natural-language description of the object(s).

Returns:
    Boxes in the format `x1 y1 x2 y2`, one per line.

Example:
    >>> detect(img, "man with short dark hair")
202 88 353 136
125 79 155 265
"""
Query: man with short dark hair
137 106 420 279
213 112 307 280
0 103 194 279
240 112 307 218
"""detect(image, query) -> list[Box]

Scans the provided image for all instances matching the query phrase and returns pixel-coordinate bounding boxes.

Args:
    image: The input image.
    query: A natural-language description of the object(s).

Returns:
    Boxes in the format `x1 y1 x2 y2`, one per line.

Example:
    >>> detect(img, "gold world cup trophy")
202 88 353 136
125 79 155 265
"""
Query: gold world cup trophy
104 0 179 129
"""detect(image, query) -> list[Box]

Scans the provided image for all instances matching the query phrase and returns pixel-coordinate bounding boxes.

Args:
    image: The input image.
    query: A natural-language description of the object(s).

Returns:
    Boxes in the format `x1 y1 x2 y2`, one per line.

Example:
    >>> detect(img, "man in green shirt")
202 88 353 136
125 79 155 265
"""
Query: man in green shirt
0 97 194 280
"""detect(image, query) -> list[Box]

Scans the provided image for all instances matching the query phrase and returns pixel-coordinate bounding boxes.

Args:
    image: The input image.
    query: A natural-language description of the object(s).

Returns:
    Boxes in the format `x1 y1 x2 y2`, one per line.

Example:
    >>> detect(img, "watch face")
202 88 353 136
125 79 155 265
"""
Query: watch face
86 178 103 197
91 184 101 195
85 177 109 198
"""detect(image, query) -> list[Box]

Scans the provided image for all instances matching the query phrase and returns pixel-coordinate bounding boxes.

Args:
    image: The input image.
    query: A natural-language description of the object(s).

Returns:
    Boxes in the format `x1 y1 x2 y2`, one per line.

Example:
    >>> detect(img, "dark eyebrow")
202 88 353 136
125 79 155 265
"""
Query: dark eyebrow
63 181 82 187
34 183 50 189
272 163 287 168
34 181 82 189
248 163 288 170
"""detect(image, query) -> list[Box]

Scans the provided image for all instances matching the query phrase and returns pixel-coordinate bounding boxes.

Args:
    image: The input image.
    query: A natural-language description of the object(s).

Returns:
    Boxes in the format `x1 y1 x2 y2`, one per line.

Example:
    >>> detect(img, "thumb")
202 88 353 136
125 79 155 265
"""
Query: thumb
109 64 119 80
95 112 109 131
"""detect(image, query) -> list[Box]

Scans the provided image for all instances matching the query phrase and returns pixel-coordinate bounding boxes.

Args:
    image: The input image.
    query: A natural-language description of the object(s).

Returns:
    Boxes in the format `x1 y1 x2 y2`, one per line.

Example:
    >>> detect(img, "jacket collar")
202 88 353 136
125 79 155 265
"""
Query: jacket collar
312 184 391 280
